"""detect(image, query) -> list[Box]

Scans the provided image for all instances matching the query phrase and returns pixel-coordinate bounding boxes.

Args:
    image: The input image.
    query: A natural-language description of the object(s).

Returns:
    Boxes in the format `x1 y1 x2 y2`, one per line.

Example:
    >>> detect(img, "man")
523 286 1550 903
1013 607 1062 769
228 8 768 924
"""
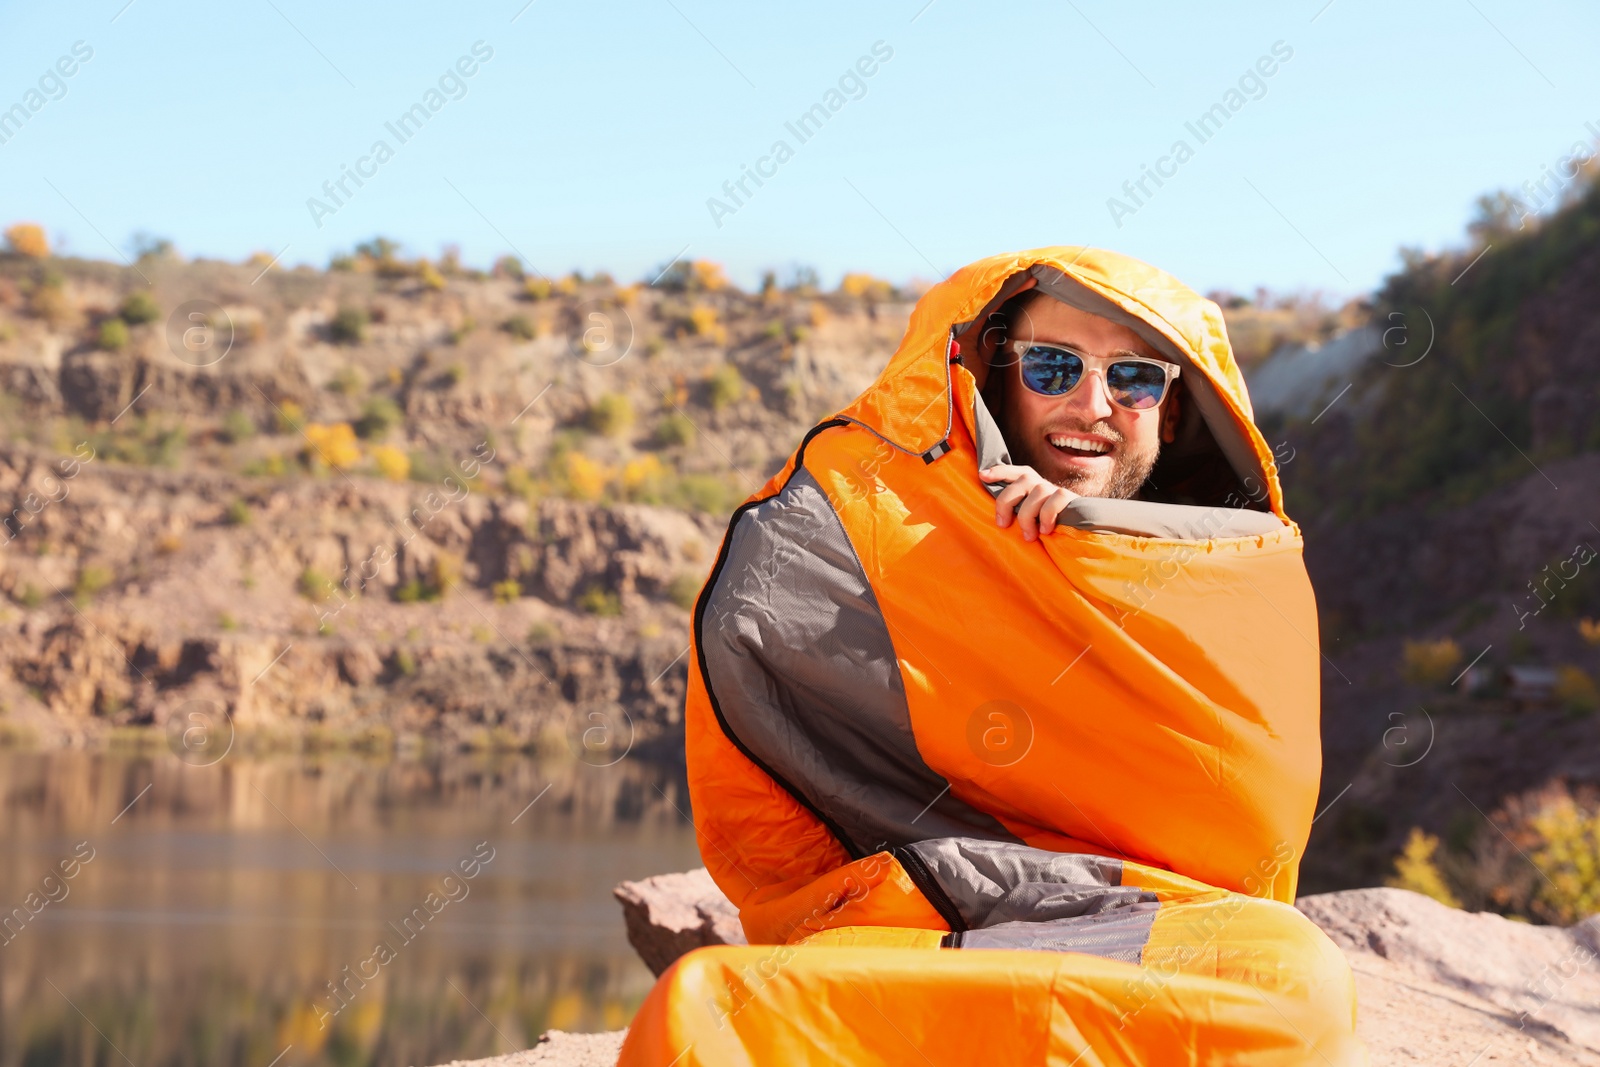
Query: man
620 248 1361 1066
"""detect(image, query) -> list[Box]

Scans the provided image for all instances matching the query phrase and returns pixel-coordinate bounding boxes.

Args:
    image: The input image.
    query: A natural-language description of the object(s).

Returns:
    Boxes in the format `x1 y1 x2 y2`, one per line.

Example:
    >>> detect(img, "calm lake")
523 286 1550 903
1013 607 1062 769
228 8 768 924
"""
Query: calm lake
0 748 701 1067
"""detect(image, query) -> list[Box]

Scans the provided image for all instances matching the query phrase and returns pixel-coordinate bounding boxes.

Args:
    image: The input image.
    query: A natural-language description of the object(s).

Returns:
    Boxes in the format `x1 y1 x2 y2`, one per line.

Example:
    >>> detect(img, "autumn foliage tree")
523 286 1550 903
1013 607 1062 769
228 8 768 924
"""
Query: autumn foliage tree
4 223 49 258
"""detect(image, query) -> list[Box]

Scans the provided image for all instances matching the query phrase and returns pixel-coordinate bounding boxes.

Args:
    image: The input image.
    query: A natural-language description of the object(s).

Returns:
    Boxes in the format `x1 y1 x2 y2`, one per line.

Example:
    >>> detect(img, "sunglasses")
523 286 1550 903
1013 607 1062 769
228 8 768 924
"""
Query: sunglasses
1006 341 1180 411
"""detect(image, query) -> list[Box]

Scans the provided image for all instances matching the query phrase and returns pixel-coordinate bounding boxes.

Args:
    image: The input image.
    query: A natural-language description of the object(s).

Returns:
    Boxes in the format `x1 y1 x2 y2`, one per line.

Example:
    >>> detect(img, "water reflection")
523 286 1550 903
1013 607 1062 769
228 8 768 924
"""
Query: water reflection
0 748 700 1067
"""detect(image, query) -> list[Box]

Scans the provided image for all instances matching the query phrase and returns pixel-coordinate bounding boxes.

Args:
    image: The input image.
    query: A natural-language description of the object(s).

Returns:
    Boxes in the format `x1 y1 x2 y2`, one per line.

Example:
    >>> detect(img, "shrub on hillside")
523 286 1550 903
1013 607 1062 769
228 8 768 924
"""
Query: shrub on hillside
503 314 536 340
329 306 368 345
370 444 410 481
273 400 305 434
327 367 365 396
666 572 702 611
619 455 665 498
97 318 130 352
298 568 335 602
430 552 463 598
394 552 463 603
1554 665 1599 714
119 291 161 325
1401 637 1462 687
354 395 402 439
686 304 725 344
1526 784 1600 924
838 272 894 301
652 258 728 293
1386 828 1462 908
692 261 726 292
662 472 743 516
73 564 113 607
706 364 744 410
586 393 634 438
558 452 611 502
578 584 621 617
1412 779 1600 924
302 422 361 470
652 411 695 447
220 410 256 443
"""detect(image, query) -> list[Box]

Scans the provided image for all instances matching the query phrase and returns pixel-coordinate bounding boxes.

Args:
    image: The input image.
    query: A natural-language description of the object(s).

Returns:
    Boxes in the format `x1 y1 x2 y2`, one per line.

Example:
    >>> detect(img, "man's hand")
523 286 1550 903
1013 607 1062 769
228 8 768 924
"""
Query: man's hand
979 464 1077 542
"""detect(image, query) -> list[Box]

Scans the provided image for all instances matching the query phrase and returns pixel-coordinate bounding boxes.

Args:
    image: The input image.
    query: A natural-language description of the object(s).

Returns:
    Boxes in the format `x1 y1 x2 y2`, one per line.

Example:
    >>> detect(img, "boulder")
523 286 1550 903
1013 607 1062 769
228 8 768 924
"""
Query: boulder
612 867 746 976
1297 886 1600 1064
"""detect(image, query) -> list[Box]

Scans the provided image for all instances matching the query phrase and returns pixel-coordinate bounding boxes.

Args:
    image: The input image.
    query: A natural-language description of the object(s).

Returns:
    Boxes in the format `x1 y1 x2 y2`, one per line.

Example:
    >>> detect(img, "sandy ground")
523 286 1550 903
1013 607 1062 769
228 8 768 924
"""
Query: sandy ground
422 1030 626 1067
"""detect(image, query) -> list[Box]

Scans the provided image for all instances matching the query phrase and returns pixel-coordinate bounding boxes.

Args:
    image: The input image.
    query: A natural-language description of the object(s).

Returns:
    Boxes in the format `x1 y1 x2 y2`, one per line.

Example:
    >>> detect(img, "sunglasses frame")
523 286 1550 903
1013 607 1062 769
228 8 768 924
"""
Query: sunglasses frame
1005 340 1180 410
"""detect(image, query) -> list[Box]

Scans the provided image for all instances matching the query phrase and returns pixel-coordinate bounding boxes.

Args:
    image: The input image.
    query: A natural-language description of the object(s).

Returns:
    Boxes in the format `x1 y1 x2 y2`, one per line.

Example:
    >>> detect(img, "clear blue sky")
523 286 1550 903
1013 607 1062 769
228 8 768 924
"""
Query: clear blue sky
0 0 1595 299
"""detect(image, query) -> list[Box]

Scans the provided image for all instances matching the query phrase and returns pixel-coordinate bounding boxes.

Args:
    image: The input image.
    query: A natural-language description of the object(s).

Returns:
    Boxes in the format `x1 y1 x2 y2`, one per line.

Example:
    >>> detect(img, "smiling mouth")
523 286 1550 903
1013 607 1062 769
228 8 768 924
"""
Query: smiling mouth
1047 433 1114 460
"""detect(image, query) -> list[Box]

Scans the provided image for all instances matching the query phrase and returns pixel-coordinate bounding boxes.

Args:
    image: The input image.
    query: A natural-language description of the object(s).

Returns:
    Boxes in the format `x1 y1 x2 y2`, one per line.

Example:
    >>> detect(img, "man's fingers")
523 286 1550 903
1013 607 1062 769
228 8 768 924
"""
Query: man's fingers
1017 483 1054 541
1039 489 1074 536
993 478 1026 526
979 464 1026 481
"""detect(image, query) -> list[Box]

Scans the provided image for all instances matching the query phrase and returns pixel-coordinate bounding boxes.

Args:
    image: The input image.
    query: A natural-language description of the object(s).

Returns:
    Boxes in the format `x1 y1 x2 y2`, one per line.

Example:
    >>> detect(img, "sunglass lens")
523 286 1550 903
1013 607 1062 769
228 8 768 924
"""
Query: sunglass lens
1020 347 1083 396
1106 361 1168 409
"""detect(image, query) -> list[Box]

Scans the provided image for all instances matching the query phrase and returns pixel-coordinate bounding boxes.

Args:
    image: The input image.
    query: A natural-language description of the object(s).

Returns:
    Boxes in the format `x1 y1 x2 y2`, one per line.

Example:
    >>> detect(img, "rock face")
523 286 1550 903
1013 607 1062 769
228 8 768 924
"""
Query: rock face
1296 887 1600 1065
0 445 715 750
0 254 910 750
427 876 1600 1067
613 867 746 976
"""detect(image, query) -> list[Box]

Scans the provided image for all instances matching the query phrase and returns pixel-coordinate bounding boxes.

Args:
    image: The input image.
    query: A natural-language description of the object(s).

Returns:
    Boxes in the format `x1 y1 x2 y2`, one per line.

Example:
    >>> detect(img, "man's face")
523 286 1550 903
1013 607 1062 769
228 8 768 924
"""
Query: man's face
994 295 1177 499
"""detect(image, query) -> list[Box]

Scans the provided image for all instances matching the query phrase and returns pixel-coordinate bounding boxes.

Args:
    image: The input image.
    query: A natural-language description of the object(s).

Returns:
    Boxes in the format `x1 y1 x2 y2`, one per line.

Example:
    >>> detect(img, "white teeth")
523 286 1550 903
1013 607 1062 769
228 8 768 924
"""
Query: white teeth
1048 435 1110 454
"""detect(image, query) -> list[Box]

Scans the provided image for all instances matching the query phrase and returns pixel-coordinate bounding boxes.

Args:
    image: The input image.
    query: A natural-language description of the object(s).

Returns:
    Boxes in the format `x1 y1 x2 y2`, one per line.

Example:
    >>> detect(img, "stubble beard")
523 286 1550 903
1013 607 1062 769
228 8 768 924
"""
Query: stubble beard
1012 420 1161 500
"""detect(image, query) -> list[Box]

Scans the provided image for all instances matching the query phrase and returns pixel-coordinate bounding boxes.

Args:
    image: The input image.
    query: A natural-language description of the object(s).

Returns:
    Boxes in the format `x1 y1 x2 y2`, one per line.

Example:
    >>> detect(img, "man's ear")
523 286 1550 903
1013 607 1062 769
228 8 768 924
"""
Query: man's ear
1159 381 1182 444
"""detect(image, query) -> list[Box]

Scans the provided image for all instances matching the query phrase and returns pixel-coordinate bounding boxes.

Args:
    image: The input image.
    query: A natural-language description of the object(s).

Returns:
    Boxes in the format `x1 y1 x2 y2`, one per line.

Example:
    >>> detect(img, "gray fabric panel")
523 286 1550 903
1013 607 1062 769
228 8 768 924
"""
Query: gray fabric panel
972 383 1012 492
972 388 1285 538
906 838 1157 927
701 468 1018 856
957 904 1160 963
1060 497 1286 539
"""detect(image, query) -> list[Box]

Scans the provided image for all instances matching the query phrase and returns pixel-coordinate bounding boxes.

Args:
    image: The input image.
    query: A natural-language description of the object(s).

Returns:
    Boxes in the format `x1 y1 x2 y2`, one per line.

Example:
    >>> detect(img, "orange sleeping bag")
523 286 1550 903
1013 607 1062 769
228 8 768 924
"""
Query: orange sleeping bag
619 248 1364 1065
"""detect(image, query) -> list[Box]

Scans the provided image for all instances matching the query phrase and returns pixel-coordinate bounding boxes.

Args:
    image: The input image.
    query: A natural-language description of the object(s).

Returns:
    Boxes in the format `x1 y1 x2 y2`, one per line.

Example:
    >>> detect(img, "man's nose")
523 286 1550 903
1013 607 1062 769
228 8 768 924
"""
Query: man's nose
1063 369 1115 422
